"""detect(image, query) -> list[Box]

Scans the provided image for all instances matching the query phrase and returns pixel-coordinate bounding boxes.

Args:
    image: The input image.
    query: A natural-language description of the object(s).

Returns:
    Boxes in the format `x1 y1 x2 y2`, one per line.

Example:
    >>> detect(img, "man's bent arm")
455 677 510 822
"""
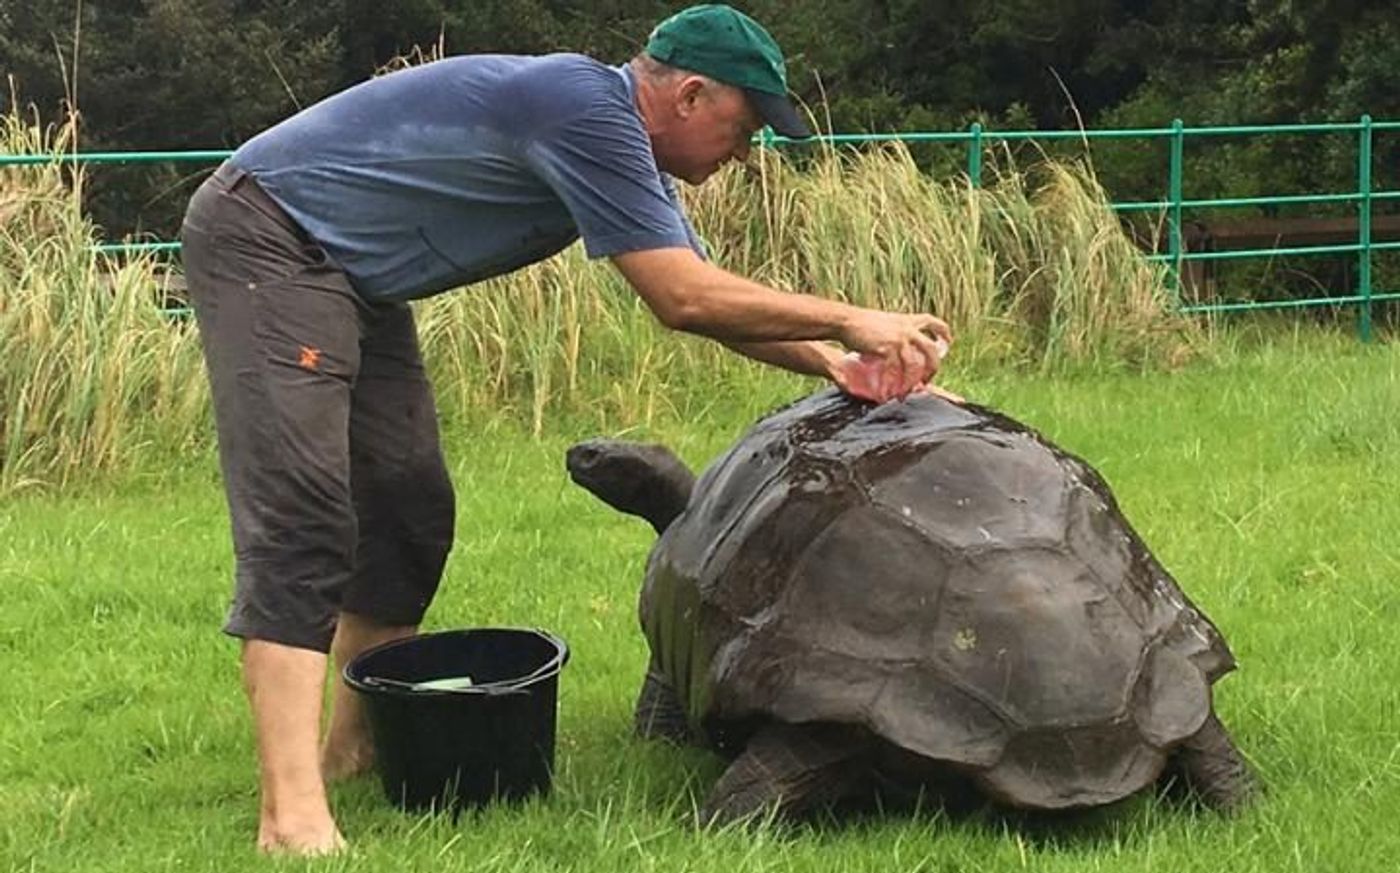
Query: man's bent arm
613 246 948 350
612 247 951 390
721 339 842 379
612 247 857 342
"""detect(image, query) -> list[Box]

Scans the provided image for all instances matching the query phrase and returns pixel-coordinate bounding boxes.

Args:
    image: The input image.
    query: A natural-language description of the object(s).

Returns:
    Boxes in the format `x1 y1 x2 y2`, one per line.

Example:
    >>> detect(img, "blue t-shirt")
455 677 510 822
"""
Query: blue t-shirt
231 54 703 302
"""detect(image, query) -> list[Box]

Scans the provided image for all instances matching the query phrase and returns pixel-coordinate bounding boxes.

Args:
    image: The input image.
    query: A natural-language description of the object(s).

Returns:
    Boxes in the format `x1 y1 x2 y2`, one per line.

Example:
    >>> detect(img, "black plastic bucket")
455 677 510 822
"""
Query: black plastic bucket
343 628 569 813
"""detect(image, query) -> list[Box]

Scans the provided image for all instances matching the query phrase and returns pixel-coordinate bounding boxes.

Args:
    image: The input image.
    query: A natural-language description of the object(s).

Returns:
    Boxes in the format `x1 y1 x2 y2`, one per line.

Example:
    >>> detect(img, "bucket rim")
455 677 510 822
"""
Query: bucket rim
343 626 569 698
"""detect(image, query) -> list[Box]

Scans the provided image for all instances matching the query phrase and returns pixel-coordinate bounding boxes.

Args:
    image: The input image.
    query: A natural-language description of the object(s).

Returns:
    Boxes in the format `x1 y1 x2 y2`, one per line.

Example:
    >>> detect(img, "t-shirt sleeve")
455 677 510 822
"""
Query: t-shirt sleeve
522 102 695 259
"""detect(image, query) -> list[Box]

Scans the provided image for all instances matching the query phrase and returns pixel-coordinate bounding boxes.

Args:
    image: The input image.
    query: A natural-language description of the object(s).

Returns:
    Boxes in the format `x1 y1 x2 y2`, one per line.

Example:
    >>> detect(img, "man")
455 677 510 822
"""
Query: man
181 3 951 855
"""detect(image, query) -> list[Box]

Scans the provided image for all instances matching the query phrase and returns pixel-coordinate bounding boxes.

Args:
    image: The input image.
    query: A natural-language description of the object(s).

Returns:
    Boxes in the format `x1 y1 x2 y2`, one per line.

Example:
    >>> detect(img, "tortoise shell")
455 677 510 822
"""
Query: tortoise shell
640 389 1233 808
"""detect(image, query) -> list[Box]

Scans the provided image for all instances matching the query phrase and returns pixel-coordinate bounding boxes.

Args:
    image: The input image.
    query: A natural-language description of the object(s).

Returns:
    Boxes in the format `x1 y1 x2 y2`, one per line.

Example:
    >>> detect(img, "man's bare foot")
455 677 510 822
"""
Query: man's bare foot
321 739 375 783
323 614 416 782
242 640 347 856
257 813 347 856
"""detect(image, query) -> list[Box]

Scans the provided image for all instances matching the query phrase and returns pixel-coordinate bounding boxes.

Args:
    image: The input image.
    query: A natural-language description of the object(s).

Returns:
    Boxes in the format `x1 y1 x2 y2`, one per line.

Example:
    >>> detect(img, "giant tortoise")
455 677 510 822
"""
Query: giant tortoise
566 389 1258 824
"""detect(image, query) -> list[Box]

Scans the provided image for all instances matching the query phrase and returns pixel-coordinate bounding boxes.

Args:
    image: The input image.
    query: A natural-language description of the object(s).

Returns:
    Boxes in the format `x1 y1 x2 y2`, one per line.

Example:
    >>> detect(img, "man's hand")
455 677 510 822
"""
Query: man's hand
829 341 954 404
835 310 952 399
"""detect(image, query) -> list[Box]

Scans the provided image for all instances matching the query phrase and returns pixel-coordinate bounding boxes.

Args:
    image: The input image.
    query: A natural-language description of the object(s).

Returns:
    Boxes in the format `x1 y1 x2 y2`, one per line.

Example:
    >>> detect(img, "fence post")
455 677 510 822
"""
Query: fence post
1357 114 1373 342
967 122 983 188
1167 118 1185 301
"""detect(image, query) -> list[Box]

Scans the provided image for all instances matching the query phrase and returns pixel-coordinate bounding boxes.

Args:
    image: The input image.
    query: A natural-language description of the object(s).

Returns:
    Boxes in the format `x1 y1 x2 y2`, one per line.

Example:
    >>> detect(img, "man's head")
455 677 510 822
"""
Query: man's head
633 4 811 185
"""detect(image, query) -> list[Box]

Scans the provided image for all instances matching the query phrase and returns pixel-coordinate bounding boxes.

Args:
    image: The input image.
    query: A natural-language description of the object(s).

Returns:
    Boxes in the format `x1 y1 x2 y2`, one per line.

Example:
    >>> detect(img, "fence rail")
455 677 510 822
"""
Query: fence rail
3 117 1397 336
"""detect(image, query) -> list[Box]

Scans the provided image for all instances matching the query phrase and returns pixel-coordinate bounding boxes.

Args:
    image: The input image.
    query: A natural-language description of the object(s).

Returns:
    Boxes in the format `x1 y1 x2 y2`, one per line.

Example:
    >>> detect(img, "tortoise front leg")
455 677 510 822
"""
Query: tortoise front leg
634 661 694 744
1162 711 1261 813
701 722 868 826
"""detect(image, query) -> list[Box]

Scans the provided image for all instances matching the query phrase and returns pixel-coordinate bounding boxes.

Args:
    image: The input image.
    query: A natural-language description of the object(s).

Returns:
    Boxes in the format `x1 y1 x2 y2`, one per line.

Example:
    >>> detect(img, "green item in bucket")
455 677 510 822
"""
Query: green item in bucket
412 675 475 692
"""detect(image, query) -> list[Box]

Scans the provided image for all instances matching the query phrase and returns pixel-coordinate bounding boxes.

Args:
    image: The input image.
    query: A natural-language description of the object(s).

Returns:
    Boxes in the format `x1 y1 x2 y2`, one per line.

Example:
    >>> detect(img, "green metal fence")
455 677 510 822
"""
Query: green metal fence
3 117 1397 335
763 117 1400 339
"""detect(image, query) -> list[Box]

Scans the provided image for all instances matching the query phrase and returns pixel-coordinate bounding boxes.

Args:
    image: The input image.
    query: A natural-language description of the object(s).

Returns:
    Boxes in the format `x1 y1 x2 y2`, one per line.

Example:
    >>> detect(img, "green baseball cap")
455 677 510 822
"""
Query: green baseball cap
645 4 813 139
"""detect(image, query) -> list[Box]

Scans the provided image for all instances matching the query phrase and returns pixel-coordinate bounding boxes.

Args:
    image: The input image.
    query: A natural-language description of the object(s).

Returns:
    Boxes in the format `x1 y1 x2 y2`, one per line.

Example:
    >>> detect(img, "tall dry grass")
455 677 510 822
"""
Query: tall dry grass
0 110 207 495
687 143 1195 368
2 113 1193 494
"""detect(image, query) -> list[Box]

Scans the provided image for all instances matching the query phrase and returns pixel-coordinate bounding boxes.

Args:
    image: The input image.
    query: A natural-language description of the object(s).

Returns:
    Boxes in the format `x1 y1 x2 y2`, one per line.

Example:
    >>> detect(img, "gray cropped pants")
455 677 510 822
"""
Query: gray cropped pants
181 163 455 652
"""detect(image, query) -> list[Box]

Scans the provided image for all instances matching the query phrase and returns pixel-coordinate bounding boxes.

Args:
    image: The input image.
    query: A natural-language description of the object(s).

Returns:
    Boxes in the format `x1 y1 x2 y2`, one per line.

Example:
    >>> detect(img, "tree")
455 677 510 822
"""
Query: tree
3 0 1396 244
4 0 343 236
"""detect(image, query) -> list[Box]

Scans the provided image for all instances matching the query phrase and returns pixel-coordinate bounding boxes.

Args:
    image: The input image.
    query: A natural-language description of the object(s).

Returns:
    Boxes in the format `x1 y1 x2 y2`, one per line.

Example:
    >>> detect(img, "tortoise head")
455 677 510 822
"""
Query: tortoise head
565 439 697 535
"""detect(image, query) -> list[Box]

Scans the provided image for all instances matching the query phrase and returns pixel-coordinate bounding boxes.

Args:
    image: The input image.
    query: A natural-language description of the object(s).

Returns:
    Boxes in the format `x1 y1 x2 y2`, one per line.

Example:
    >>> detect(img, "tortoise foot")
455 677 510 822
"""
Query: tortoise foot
1165 712 1261 814
634 665 694 744
700 723 867 826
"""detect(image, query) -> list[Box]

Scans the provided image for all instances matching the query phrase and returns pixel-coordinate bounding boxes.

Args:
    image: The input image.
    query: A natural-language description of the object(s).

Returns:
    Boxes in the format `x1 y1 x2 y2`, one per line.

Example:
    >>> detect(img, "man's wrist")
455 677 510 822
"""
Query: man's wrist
826 300 859 347
809 341 846 380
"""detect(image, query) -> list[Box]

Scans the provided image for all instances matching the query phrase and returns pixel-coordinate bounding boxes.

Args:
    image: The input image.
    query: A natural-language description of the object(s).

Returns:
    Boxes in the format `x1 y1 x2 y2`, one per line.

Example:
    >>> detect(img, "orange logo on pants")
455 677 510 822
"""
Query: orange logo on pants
298 345 322 370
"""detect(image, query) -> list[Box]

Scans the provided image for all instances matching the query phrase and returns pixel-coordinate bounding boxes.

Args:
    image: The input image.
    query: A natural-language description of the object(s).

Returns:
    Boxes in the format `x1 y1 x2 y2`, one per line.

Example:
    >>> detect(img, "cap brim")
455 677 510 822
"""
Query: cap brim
745 89 813 139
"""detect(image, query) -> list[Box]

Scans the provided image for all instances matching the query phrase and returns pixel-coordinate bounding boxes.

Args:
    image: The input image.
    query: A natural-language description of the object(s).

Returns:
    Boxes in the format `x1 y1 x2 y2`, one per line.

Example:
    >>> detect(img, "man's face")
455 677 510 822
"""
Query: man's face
652 78 762 185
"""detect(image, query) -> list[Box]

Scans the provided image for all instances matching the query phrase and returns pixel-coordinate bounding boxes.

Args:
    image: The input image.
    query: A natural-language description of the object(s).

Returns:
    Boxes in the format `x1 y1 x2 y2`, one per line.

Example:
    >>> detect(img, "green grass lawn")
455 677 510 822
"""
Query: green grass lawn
4 333 1400 872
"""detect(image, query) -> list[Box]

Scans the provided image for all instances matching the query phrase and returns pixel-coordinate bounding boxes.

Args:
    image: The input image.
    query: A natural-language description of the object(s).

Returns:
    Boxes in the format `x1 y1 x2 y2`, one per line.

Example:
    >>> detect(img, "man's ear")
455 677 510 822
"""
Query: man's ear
675 76 707 118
